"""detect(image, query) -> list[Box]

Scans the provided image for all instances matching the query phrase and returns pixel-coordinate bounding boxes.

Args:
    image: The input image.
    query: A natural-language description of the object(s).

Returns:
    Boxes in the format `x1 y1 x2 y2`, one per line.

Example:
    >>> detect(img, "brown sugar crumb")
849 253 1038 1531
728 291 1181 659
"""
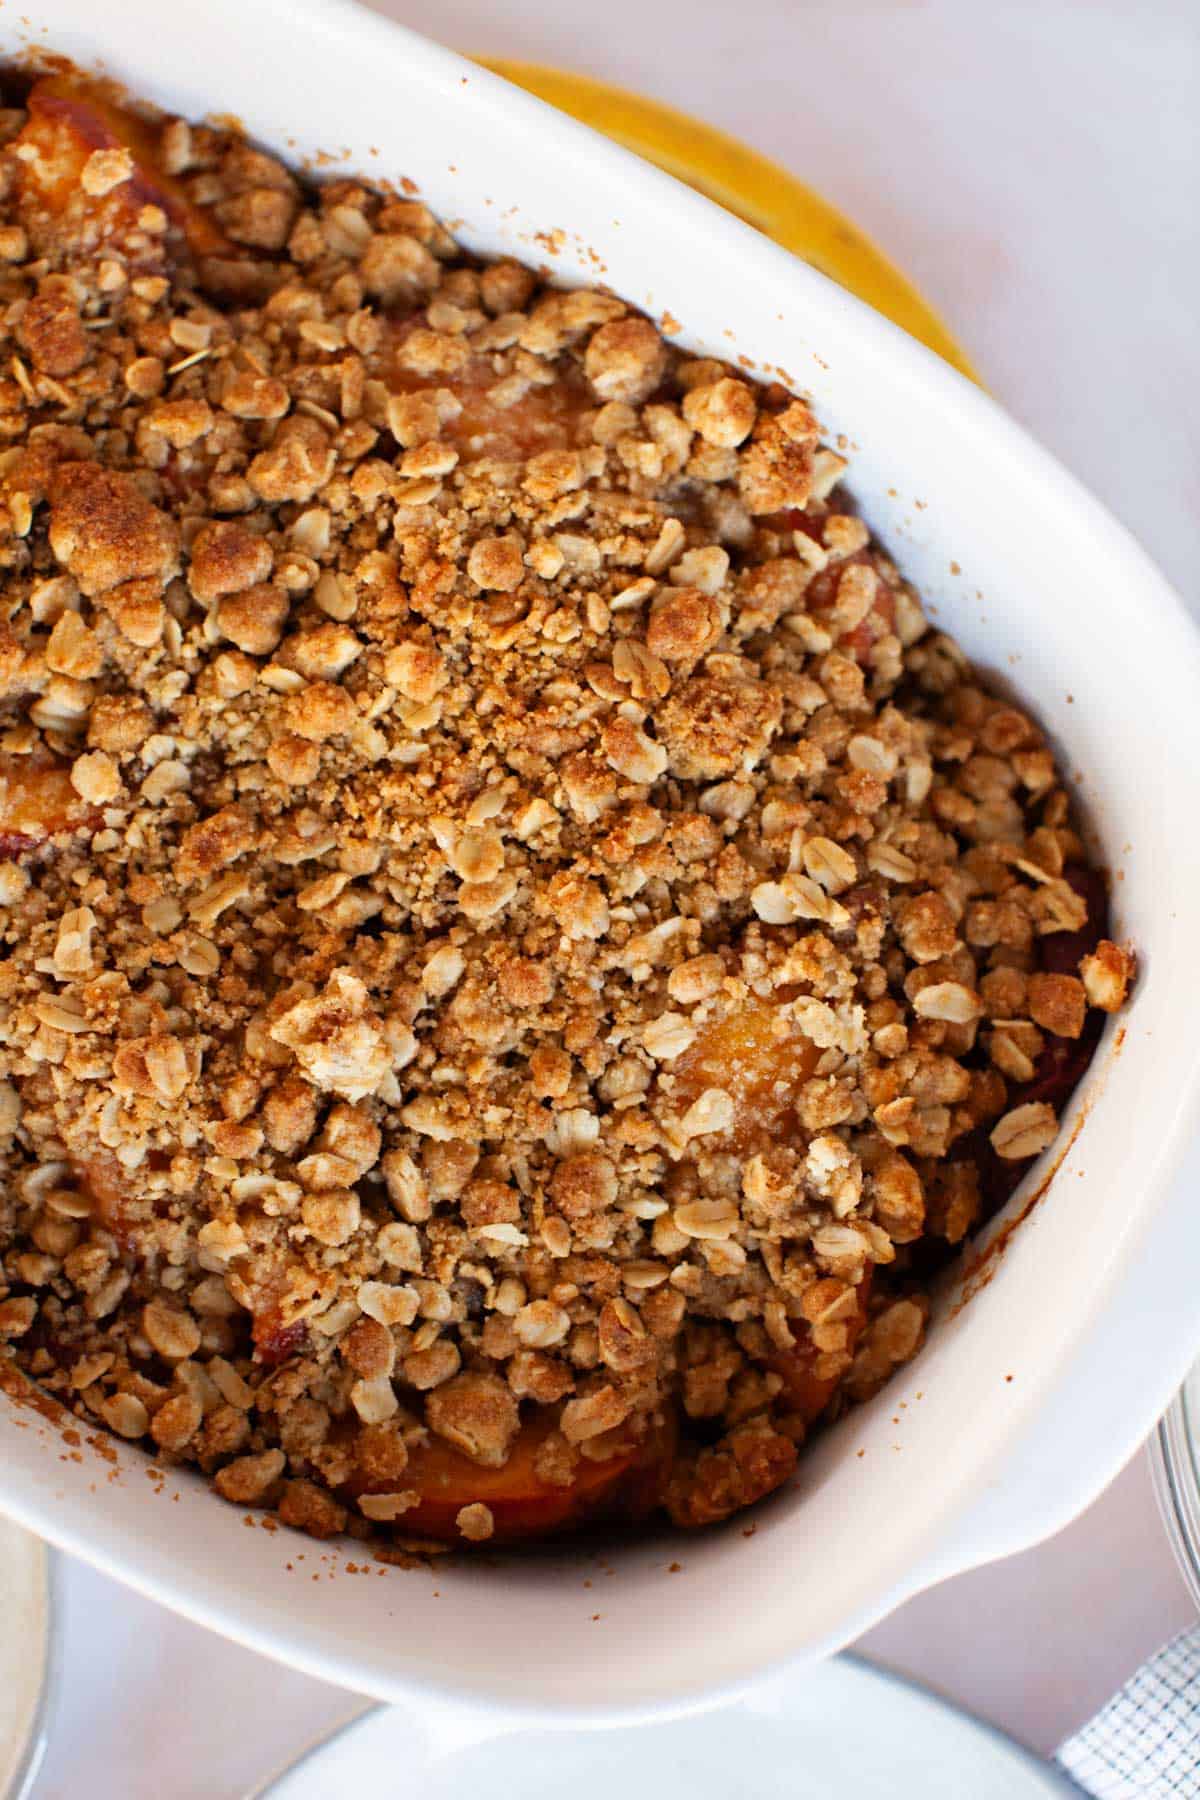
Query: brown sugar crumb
455 1502 495 1542
214 1450 286 1505
1080 939 1135 1012
188 521 273 602
664 1421 798 1529
425 1373 519 1468
17 279 91 376
0 67 1130 1555
1027 973 1087 1040
48 462 179 596
466 533 524 592
277 1480 349 1540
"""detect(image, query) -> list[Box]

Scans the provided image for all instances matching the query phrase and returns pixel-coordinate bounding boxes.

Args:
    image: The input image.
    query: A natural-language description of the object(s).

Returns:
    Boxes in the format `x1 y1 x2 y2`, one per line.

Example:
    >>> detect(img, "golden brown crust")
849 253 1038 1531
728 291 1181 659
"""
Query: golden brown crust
47 461 179 597
0 77 1130 1548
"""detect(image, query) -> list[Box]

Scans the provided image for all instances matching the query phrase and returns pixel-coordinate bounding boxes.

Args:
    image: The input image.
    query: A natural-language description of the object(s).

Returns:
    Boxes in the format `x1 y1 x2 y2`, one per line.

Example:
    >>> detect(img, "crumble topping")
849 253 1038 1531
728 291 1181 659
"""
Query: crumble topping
0 70 1133 1547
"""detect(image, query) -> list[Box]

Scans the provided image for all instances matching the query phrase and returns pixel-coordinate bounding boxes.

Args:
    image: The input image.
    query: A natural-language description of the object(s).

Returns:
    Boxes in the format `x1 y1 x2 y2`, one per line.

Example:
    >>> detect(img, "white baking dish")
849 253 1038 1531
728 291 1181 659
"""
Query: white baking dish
2 0 1200 1722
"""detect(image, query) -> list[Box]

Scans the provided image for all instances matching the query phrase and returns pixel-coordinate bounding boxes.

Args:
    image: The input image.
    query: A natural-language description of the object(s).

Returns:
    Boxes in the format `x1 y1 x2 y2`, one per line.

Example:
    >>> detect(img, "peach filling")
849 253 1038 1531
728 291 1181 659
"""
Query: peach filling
369 1410 673 1545
0 756 94 856
670 1001 822 1152
16 78 231 257
387 322 591 463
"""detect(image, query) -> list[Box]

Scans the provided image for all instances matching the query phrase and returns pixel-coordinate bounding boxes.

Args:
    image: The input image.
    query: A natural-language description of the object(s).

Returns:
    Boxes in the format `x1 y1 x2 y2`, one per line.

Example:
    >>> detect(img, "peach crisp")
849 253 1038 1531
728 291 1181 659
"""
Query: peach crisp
0 70 1132 1548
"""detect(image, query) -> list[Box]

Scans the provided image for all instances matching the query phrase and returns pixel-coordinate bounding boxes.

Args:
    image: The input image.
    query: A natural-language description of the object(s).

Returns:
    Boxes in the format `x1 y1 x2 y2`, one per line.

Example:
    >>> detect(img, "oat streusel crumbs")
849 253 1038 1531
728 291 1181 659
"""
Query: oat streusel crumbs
0 69 1133 1548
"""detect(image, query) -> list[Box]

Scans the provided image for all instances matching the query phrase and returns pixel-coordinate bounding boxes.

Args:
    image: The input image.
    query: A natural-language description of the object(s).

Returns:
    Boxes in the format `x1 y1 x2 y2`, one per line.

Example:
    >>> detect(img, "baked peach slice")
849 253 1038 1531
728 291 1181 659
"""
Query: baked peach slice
244 1261 332 1368
769 511 898 668
379 1409 675 1545
76 1151 128 1229
15 77 230 259
387 318 590 464
62 1151 143 1253
838 582 896 666
670 1000 821 1154
0 755 96 857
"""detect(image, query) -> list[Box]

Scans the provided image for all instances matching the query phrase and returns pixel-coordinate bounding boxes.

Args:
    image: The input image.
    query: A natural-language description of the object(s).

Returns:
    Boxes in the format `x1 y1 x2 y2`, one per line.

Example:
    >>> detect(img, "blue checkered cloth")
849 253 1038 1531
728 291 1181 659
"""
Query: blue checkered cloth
1057 1630 1200 1796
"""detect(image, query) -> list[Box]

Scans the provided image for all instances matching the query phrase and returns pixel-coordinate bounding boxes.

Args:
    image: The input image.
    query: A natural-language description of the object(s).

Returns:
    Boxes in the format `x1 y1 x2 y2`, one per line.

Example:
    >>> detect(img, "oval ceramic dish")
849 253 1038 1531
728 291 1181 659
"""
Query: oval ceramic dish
474 58 979 382
0 0 1199 1723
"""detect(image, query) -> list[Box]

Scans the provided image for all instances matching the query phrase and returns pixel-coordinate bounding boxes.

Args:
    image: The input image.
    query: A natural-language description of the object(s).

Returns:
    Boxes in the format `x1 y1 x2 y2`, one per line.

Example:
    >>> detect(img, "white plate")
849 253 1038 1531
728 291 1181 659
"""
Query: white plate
257 1656 1079 1800
0 1520 54 1800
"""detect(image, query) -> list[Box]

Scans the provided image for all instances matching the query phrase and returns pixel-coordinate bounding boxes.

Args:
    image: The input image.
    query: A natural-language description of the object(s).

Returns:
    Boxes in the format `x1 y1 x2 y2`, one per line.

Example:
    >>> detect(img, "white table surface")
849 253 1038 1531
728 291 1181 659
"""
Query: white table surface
24 1 1200 1792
